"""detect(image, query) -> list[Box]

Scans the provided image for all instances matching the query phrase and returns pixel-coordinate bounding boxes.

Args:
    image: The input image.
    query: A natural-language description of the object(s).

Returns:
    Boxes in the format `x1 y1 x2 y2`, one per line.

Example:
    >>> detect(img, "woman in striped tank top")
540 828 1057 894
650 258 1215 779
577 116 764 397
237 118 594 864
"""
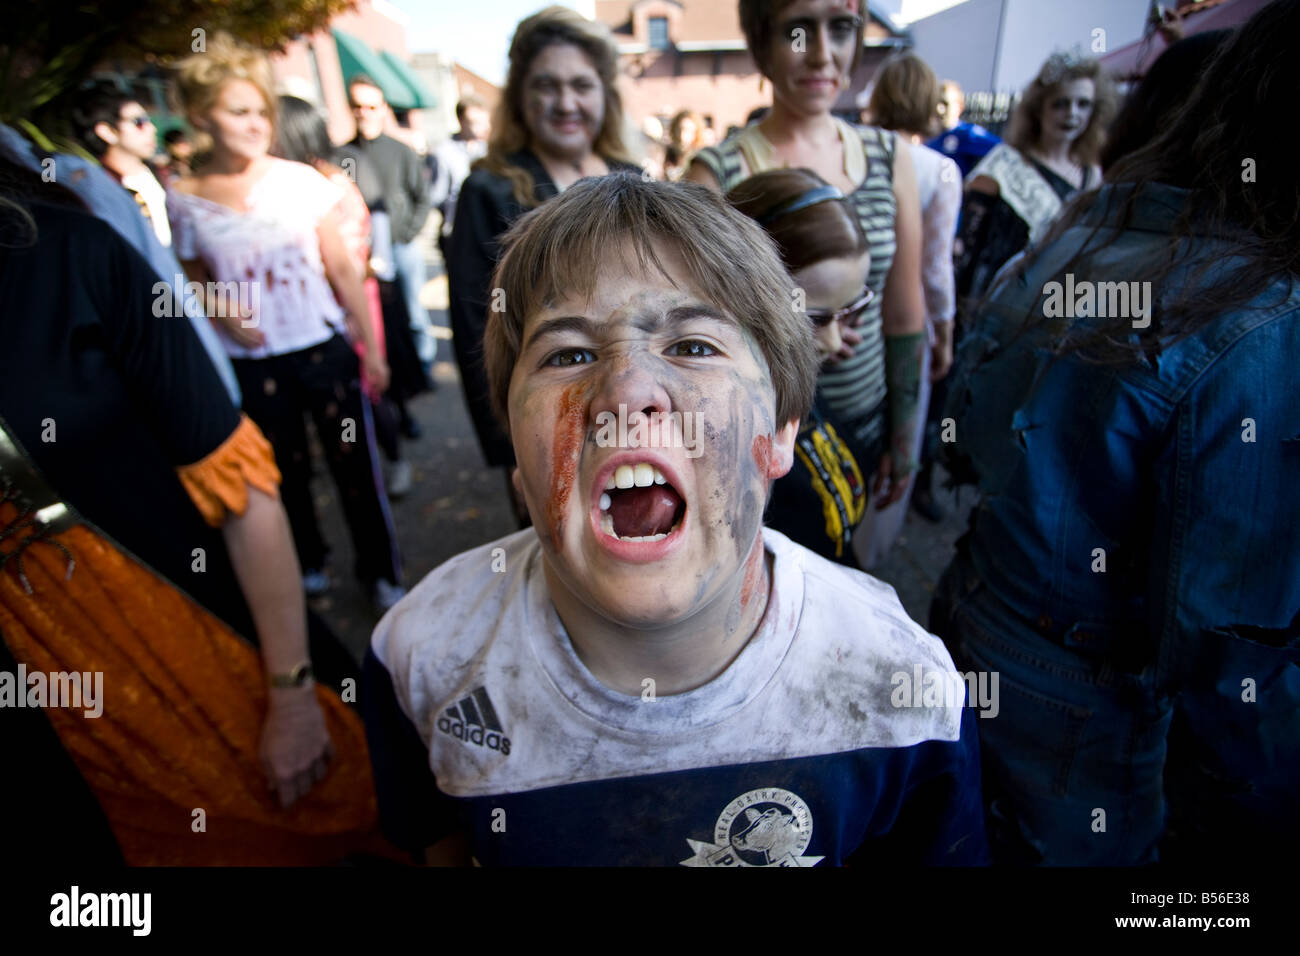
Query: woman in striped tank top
688 0 926 517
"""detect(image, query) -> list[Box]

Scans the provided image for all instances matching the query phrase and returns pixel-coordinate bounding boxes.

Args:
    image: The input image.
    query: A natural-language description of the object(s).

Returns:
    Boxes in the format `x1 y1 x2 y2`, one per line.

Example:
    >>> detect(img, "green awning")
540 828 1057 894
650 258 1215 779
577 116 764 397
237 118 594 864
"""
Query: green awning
332 28 417 111
379 50 436 110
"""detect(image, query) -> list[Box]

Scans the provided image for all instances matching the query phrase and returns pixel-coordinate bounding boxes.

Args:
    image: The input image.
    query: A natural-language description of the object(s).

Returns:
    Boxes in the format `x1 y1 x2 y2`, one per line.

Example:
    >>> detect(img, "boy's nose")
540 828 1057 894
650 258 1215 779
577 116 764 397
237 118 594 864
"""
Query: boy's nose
587 352 673 431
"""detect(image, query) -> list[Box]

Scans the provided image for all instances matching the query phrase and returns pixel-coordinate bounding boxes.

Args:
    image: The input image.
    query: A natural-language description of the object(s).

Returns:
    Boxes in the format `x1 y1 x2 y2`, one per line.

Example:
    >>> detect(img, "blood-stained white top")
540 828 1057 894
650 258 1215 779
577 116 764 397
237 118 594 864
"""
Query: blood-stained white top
167 158 346 358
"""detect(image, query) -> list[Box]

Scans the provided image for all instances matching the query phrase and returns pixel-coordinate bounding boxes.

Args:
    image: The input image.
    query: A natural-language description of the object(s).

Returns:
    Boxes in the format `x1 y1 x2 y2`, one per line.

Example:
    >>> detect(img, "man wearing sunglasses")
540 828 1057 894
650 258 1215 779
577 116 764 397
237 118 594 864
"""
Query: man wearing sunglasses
72 81 171 249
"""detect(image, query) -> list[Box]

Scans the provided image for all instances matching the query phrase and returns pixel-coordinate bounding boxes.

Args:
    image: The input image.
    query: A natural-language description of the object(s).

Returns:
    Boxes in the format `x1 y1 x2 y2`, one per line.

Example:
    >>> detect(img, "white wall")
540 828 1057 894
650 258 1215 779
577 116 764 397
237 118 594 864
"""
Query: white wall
910 0 1149 94
909 0 1006 92
996 0 1148 92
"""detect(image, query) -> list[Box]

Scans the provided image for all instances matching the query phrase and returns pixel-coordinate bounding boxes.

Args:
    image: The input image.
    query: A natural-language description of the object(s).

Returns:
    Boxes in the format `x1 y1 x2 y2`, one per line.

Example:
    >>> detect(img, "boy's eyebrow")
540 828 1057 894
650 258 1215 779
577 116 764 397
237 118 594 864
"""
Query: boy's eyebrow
523 305 739 352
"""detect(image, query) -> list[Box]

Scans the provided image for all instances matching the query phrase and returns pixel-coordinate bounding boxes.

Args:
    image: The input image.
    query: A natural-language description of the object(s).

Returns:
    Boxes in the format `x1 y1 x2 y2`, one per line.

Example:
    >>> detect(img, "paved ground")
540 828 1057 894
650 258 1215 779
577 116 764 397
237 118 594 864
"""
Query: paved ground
309 233 974 661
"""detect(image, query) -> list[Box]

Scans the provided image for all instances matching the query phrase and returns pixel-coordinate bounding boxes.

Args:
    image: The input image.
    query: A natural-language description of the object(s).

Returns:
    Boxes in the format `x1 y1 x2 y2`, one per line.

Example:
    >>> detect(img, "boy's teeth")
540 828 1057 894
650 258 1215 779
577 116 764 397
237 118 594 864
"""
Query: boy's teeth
600 513 615 536
614 465 635 489
634 463 654 487
653 468 666 484
605 474 617 490
599 492 611 511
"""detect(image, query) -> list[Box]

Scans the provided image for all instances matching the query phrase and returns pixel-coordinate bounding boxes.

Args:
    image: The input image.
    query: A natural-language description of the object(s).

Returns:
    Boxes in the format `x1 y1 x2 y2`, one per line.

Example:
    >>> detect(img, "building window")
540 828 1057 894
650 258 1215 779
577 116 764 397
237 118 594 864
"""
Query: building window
649 17 670 50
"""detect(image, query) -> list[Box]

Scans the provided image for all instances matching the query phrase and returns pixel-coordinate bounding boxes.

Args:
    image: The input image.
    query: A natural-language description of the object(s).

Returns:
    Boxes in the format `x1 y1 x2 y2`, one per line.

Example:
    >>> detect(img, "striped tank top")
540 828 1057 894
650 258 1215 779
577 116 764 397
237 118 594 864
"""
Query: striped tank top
695 123 899 428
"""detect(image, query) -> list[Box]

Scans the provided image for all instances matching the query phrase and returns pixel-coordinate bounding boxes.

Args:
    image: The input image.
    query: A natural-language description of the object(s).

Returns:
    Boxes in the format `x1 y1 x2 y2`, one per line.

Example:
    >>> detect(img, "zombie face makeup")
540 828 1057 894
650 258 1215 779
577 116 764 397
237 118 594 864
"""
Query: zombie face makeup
507 239 798 629
1041 77 1095 148
522 42 604 162
766 0 861 117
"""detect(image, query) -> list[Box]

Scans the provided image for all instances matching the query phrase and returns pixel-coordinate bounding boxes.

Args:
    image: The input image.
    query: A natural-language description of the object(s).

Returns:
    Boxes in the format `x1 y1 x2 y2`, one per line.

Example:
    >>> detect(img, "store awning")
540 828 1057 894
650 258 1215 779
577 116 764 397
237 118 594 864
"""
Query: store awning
332 28 417 110
1100 0 1271 80
379 50 436 110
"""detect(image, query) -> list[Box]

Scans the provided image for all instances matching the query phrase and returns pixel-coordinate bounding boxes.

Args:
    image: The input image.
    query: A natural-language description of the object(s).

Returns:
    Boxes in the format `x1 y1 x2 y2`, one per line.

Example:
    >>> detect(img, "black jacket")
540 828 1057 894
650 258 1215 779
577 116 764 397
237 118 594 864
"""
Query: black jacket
341 133 431 245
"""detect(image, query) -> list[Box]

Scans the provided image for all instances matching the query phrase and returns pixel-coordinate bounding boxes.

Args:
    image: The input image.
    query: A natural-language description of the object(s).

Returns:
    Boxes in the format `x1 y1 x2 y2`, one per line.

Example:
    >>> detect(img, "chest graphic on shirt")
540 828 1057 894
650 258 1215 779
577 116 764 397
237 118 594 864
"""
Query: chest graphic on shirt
436 685 512 755
680 787 824 867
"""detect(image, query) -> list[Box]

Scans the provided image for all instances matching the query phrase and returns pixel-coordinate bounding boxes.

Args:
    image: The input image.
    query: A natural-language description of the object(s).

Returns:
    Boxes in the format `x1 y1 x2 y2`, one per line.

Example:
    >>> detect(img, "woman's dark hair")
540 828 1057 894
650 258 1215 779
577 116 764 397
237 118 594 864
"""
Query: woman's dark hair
1101 30 1230 172
273 95 332 166
993 0 1299 364
726 167 868 273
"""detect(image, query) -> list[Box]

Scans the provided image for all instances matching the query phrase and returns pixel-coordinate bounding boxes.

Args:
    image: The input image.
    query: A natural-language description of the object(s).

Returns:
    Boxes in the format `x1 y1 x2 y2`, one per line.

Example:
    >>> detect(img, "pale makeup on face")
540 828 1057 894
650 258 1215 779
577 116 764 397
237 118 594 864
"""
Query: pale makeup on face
766 0 861 117
506 241 797 655
1041 77 1095 147
522 43 604 162
793 250 871 361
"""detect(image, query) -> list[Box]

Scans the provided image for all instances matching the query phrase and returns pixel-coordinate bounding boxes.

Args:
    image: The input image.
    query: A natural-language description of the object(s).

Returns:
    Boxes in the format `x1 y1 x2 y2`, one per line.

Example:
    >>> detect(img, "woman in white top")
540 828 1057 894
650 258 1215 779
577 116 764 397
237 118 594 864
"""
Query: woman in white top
688 0 927 518
168 34 406 612
858 51 960 563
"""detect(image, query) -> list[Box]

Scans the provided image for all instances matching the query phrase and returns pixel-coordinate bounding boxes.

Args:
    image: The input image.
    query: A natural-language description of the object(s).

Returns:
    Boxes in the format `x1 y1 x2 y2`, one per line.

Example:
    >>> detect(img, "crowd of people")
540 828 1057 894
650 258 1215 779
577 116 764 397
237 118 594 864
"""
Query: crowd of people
0 0 1295 868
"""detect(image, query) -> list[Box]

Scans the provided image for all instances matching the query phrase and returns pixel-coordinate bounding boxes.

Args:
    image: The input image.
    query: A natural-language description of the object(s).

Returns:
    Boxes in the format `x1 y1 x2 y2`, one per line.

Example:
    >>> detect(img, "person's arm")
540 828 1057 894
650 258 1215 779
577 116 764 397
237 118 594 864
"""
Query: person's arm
404 144 432 240
318 206 389 393
923 160 962 381
88 217 335 808
683 157 722 191
221 485 332 808
876 140 927 508
177 254 266 350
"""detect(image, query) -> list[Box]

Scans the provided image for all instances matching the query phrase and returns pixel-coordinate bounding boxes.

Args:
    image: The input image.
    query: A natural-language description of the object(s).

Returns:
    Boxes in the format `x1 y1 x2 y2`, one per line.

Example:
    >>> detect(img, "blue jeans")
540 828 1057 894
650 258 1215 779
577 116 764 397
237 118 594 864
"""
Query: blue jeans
930 553 1170 865
931 552 1300 864
393 241 433 366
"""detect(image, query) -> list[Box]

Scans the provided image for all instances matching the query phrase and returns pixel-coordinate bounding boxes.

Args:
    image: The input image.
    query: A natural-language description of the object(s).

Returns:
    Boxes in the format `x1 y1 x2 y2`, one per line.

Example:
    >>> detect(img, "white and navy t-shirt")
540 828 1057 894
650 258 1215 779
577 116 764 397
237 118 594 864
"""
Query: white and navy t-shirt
364 527 987 866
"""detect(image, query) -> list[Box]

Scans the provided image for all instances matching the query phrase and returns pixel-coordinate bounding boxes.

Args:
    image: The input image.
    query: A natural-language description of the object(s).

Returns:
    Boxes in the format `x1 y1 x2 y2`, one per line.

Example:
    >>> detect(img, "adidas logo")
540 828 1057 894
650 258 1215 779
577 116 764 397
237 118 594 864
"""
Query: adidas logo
437 686 511 755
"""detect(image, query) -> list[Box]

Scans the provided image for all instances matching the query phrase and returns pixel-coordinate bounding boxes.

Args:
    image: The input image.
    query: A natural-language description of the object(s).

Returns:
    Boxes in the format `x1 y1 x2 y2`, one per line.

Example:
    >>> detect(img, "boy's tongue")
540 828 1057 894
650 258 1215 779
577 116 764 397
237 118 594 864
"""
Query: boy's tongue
608 486 681 538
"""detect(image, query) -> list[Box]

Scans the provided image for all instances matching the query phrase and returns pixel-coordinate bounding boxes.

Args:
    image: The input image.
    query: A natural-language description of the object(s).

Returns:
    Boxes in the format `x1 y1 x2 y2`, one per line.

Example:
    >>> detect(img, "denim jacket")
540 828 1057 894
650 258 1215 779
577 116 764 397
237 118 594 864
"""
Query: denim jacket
944 182 1300 687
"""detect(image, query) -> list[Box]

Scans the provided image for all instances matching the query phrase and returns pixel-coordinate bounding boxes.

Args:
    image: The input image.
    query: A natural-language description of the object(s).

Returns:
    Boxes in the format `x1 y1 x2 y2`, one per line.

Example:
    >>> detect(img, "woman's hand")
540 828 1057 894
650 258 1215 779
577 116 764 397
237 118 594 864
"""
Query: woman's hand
828 323 864 364
872 451 914 510
215 309 266 349
260 685 334 808
363 351 391 394
930 322 954 381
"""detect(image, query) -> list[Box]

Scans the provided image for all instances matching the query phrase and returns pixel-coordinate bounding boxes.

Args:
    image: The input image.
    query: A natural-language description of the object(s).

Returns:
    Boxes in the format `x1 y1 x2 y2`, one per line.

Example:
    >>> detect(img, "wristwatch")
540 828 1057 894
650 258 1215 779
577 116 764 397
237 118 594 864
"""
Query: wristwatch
269 661 314 689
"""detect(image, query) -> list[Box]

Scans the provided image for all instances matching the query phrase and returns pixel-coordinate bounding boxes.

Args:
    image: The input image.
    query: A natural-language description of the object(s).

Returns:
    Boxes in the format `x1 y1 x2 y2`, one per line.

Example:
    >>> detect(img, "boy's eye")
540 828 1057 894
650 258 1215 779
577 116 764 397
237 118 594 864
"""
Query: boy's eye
545 347 595 367
669 340 717 358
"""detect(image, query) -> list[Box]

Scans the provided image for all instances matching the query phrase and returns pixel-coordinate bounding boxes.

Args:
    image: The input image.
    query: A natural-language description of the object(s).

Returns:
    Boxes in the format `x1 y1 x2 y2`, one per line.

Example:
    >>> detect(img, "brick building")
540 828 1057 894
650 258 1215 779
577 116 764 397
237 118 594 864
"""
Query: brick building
595 0 912 135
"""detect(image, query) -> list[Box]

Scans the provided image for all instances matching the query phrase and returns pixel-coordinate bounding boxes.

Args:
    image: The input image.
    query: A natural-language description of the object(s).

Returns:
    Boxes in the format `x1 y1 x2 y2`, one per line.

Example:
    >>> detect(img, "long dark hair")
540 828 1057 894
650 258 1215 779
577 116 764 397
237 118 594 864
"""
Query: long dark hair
273 95 332 166
1101 30 1230 172
995 0 1298 364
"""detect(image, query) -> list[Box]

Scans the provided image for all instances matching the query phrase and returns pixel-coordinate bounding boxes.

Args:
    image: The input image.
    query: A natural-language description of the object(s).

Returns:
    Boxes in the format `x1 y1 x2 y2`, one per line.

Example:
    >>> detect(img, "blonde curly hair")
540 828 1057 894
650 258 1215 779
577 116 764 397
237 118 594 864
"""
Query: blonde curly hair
172 32 277 160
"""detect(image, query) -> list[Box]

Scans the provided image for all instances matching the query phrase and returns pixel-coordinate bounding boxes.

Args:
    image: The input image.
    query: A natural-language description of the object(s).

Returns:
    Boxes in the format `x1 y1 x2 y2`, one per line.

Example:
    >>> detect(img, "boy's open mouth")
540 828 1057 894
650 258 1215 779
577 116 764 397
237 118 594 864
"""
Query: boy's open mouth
597 462 686 542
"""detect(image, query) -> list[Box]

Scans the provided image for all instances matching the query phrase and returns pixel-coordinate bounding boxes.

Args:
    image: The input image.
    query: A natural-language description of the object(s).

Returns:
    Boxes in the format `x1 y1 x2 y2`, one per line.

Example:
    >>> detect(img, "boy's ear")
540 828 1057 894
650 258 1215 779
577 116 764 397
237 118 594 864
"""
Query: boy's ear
770 417 800 480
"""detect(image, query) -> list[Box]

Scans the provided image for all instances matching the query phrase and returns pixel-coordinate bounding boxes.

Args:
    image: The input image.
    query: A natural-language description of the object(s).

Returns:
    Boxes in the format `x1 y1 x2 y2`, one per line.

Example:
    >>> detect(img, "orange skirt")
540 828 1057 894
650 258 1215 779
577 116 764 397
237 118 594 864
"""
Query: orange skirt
0 500 401 865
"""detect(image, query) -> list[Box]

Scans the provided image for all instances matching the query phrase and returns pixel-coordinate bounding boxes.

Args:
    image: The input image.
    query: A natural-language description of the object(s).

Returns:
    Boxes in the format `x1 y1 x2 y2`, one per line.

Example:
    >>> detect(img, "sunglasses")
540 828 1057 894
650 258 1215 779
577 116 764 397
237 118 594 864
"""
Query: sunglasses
120 114 153 129
805 286 874 327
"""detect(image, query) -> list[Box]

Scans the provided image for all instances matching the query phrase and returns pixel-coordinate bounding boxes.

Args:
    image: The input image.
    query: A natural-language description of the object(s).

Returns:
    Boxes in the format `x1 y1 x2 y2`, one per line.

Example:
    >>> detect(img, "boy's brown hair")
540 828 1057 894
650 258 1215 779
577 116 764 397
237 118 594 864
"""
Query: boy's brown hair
483 174 818 438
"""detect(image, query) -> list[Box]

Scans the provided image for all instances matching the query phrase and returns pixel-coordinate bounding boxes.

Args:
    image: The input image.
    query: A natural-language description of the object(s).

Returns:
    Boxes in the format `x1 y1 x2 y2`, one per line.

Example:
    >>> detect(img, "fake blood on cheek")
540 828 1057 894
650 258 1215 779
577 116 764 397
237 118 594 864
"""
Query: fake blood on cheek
547 383 588 551
751 434 784 481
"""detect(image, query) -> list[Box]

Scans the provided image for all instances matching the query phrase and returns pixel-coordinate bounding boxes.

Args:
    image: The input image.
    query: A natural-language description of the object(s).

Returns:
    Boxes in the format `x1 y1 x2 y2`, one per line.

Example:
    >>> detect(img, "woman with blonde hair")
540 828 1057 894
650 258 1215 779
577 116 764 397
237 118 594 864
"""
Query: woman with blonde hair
688 0 928 523
955 51 1117 310
167 34 407 612
446 5 640 524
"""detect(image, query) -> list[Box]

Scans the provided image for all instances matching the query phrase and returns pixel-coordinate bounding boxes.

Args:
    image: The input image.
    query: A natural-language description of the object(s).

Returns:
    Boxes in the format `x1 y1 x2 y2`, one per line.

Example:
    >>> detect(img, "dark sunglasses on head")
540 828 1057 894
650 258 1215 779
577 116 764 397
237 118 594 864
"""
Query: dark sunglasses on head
805 286 874 327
